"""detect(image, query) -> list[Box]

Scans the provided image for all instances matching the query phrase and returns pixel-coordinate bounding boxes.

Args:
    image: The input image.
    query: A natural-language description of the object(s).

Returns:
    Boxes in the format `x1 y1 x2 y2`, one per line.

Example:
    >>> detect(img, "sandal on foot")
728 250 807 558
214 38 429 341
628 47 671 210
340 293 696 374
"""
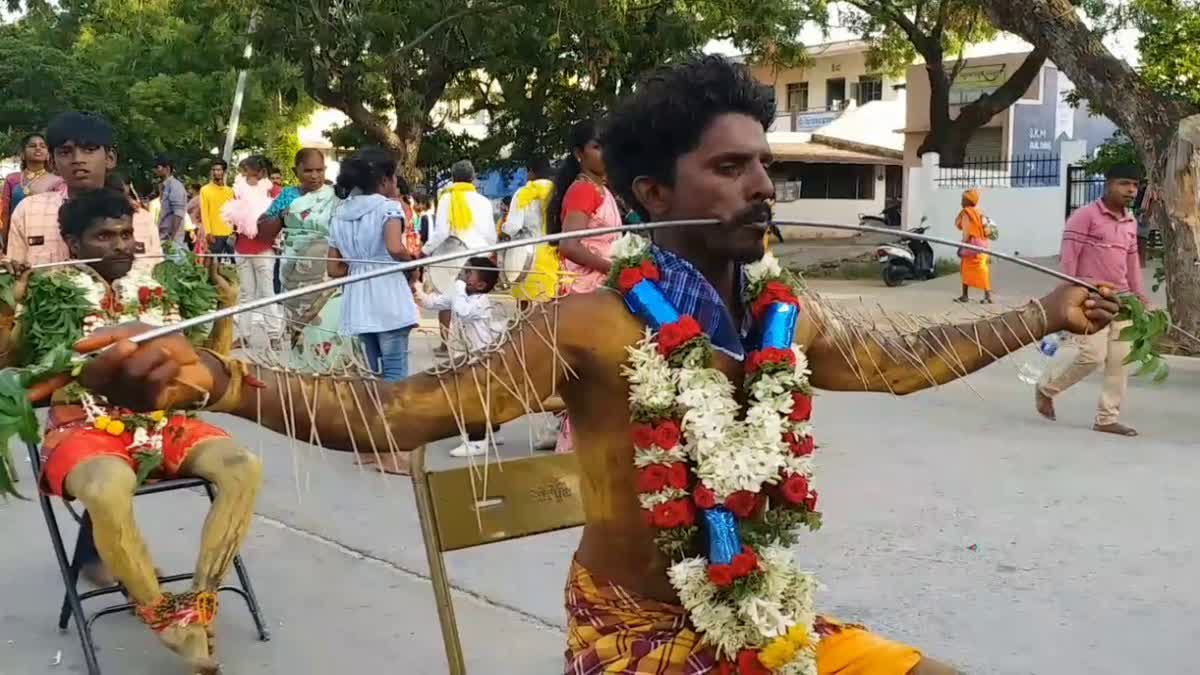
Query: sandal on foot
1034 387 1056 421
1094 423 1138 437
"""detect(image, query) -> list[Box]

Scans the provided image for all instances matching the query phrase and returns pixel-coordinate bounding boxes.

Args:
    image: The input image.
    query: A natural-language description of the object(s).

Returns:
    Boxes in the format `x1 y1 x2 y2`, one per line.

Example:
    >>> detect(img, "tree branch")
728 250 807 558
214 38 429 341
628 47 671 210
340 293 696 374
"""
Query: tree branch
932 0 950 37
952 46 1048 128
845 0 929 50
984 0 1199 160
948 11 979 83
388 2 513 61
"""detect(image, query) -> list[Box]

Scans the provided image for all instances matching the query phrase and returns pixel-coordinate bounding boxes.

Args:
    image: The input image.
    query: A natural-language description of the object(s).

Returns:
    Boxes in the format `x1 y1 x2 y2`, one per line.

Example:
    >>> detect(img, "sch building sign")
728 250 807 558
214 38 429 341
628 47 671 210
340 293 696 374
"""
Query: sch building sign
950 64 1008 105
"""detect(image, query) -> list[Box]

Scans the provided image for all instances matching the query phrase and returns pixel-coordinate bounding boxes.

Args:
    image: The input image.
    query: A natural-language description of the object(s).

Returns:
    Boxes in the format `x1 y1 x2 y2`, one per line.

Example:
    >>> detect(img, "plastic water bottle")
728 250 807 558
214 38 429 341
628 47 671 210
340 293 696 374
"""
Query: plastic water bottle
1017 333 1061 385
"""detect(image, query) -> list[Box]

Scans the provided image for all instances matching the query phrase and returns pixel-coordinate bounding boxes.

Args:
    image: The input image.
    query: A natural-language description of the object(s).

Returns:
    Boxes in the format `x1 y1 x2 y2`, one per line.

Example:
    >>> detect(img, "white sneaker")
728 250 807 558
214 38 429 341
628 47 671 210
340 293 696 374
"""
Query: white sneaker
450 440 489 458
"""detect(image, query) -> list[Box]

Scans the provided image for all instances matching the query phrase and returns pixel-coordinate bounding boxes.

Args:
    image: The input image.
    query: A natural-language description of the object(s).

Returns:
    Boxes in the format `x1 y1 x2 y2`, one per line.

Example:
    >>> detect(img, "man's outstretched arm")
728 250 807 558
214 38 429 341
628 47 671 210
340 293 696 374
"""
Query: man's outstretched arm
800 284 1120 395
72 296 596 452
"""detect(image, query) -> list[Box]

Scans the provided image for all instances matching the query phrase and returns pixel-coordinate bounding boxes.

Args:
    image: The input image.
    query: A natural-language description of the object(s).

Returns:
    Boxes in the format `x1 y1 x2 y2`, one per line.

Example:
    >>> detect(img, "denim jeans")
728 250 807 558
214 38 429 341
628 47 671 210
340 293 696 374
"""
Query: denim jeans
358 326 413 381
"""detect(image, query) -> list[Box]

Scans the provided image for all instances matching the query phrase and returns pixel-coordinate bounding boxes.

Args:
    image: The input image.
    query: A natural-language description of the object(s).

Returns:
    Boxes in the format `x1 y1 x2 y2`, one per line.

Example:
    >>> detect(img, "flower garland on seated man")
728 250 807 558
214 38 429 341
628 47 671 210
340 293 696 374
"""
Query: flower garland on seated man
8 245 239 488
607 233 822 675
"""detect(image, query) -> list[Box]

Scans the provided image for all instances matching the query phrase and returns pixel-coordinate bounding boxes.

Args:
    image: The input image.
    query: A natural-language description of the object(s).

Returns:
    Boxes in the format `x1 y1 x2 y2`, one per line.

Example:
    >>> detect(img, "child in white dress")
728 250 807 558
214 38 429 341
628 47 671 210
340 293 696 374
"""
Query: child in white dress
414 256 506 457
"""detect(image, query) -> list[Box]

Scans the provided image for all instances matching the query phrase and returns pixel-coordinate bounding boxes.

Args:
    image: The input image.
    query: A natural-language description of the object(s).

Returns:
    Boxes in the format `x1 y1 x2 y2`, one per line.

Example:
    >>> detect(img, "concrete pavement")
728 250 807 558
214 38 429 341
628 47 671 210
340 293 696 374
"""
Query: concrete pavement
2 270 1197 674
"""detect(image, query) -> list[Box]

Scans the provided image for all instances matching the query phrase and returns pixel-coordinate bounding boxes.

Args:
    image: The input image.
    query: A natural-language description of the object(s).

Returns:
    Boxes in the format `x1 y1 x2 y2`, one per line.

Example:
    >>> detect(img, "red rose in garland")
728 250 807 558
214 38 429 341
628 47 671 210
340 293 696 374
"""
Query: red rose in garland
637 465 670 493
154 287 164 298
666 462 689 490
737 648 772 675
653 420 681 450
724 490 761 518
651 499 695 528
784 432 815 457
618 267 645 293
638 260 660 282
731 547 758 577
631 423 657 449
780 473 810 505
657 316 703 357
707 564 735 588
137 287 152 305
789 393 813 421
746 347 796 376
750 281 800 320
693 483 717 509
805 490 819 512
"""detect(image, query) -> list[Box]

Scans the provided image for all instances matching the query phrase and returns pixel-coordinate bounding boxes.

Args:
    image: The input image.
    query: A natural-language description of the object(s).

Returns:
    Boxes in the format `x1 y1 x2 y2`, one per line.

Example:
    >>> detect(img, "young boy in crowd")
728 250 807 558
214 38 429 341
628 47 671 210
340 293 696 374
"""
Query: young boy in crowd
414 256 505 457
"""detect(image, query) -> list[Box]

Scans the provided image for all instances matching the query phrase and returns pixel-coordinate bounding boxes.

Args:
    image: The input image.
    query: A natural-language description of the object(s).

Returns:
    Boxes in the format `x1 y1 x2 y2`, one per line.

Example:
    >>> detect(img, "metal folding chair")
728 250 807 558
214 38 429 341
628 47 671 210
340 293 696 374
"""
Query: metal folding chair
411 444 585 674
26 442 270 675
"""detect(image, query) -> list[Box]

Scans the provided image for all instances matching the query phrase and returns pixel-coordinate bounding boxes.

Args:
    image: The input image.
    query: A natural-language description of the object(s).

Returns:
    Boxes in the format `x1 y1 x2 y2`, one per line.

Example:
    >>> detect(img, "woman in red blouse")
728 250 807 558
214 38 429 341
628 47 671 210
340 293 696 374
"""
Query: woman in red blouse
547 119 621 295
546 119 622 453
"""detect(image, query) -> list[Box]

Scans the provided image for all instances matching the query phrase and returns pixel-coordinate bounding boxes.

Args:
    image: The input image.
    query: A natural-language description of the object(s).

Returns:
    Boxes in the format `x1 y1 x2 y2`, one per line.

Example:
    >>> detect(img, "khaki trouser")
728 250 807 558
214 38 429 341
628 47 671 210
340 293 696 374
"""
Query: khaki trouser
1038 320 1132 425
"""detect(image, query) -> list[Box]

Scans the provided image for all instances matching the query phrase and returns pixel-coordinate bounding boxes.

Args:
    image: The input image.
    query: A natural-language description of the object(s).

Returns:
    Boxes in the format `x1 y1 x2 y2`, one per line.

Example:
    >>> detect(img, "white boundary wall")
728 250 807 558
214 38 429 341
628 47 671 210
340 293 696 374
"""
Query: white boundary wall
905 140 1086 258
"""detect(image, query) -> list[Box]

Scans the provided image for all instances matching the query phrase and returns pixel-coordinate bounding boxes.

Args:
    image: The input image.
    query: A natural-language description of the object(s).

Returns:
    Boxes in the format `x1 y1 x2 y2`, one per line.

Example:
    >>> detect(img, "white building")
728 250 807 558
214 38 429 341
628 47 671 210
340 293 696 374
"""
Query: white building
747 40 906 234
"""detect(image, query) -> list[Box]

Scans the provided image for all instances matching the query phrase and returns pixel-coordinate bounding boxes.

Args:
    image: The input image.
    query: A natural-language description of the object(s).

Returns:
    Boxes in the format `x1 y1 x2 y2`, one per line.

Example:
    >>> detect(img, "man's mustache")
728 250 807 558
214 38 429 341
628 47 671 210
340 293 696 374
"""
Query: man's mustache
730 201 773 227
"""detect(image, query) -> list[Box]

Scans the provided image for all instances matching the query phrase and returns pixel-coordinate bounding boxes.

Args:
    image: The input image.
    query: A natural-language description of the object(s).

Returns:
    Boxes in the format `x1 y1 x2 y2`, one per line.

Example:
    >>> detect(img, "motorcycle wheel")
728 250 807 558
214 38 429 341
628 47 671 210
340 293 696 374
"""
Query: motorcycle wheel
882 263 906 287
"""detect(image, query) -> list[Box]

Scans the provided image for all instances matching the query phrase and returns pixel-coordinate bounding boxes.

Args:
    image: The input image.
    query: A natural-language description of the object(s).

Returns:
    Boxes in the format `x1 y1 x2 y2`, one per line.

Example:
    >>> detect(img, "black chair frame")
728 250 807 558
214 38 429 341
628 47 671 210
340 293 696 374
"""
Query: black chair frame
26 442 270 675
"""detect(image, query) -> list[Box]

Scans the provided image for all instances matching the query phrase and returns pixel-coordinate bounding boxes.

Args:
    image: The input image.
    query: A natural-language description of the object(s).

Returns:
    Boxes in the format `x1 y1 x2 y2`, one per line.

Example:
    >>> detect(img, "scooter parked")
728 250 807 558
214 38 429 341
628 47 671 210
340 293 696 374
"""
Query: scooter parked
875 224 937 287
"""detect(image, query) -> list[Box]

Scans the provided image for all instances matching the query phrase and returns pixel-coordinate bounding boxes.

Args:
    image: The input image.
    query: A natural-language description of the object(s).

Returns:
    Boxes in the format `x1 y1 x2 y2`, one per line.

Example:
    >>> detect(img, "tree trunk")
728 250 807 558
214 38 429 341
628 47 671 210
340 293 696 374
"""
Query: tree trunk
984 0 1195 169
984 0 1200 351
915 44 1048 167
1158 115 1200 354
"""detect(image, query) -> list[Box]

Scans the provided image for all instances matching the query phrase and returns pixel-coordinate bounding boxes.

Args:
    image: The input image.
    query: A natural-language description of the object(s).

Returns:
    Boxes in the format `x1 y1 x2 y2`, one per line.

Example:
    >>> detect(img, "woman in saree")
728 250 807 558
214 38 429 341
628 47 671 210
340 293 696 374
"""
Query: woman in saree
546 119 622 453
954 188 994 304
257 148 345 361
1 133 65 250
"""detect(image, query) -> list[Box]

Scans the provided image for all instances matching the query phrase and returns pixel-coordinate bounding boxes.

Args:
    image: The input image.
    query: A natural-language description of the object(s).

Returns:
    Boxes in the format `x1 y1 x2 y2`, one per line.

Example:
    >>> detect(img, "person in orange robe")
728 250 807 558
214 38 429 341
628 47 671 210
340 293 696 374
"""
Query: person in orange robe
954 188 993 304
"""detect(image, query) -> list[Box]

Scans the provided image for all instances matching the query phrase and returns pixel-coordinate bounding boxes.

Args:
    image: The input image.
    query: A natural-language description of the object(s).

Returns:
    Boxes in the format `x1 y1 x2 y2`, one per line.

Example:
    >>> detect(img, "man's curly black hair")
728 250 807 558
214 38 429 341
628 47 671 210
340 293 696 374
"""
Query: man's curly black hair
59 188 133 240
601 56 775 219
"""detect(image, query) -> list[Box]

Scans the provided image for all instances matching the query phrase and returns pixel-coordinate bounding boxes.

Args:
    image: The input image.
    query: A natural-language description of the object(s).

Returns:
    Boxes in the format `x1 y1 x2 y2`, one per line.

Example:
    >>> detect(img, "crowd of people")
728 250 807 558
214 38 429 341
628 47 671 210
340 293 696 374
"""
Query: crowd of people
0 52 1147 675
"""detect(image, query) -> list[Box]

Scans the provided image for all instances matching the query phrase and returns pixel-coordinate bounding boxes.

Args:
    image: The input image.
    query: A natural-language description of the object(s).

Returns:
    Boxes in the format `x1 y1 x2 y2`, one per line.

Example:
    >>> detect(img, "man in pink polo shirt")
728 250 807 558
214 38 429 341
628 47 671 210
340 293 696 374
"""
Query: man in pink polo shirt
1036 164 1145 437
7 112 161 270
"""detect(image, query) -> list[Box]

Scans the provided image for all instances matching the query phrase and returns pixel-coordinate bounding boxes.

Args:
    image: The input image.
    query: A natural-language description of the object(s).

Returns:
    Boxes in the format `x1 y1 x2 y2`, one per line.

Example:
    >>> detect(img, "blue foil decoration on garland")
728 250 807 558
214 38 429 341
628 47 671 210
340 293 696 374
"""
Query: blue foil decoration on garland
623 279 681 331
760 302 799 350
703 507 742 565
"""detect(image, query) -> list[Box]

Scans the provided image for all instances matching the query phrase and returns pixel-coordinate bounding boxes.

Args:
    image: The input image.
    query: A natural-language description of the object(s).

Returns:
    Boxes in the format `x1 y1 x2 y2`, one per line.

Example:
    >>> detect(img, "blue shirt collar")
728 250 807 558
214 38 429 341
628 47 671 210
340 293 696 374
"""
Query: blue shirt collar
650 246 747 360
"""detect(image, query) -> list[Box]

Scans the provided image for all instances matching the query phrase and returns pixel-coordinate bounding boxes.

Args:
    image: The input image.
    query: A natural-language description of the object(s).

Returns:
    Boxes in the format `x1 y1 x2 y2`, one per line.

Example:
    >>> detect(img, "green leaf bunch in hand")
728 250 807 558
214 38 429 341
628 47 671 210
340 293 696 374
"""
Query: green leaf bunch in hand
1117 295 1171 383
0 346 76 500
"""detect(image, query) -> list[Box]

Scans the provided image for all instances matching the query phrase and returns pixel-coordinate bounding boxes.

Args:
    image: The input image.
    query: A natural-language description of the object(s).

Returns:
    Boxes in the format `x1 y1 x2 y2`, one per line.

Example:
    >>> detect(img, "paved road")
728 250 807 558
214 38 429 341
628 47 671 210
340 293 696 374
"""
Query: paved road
2 270 1195 675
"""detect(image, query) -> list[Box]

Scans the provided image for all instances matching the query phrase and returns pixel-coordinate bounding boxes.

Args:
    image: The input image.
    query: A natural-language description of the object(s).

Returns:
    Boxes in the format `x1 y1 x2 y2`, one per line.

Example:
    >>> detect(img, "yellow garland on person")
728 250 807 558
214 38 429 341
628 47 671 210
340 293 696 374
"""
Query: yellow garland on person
445 182 476 235
515 178 554 225
758 624 813 670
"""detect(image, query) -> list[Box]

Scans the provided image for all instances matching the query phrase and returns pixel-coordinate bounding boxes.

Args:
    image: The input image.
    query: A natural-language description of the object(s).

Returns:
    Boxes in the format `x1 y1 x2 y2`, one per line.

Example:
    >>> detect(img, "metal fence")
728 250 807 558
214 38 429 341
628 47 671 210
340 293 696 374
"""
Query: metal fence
935 154 1061 188
1065 164 1105 217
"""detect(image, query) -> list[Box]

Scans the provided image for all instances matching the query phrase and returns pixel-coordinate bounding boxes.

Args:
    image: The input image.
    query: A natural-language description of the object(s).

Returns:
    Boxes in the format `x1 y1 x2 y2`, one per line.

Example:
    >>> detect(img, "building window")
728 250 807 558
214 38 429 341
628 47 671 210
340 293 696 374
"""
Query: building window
854 75 883 104
772 162 876 200
786 82 809 112
825 78 846 111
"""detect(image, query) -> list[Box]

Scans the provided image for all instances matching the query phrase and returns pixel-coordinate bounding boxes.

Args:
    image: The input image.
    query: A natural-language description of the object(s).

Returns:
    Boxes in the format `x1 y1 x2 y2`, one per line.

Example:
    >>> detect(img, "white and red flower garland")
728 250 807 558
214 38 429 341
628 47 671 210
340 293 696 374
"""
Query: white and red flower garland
610 234 822 675
53 269 180 470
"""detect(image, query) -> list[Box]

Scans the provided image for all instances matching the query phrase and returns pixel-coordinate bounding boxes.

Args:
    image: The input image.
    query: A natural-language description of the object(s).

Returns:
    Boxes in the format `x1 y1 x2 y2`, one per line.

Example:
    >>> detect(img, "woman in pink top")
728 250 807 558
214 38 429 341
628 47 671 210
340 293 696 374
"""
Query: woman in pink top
548 120 620 295
221 155 282 349
546 119 622 453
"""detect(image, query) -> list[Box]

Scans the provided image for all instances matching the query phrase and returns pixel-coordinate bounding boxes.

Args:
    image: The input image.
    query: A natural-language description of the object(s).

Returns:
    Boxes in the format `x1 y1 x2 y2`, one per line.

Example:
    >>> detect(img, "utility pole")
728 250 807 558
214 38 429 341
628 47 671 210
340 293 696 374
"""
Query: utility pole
222 13 259 163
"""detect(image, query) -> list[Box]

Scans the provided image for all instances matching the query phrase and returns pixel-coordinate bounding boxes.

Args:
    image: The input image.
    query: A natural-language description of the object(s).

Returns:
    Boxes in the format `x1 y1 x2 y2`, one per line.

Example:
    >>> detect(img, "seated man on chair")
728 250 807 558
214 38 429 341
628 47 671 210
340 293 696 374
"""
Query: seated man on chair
0 189 260 674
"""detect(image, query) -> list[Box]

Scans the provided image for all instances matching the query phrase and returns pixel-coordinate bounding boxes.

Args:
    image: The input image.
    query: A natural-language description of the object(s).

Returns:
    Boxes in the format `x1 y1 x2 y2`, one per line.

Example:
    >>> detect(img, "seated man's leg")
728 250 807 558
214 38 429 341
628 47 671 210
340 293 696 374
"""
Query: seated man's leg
176 436 263 591
63 455 159 604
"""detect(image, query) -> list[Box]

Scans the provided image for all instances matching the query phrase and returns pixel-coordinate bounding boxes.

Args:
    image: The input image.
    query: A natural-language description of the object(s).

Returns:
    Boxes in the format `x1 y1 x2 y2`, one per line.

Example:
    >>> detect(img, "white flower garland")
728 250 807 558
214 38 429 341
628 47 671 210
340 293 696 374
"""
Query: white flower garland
54 268 175 452
614 234 821 673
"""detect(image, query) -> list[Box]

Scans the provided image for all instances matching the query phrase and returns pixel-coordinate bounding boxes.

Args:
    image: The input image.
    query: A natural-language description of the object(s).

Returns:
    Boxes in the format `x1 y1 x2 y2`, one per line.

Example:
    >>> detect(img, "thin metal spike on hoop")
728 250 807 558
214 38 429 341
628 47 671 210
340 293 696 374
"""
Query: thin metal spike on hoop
26 217 1192 351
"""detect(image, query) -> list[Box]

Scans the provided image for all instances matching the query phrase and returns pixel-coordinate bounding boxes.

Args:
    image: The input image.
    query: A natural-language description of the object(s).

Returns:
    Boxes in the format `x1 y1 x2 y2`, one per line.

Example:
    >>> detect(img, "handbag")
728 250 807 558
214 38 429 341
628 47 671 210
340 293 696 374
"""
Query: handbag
958 236 988 259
